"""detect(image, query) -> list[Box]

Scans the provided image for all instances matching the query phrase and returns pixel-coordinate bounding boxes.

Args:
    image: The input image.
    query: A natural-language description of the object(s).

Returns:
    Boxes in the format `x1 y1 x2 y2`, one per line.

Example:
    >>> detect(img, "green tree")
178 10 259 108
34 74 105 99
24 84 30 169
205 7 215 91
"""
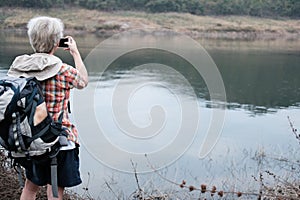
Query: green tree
183 0 204 15
249 0 265 17
0 0 299 18
145 0 181 13
115 0 149 10
287 0 300 17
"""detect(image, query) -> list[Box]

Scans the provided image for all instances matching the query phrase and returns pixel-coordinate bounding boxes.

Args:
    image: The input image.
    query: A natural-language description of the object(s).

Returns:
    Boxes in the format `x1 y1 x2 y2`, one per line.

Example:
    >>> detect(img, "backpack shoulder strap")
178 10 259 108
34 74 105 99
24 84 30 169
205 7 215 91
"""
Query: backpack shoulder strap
50 157 59 198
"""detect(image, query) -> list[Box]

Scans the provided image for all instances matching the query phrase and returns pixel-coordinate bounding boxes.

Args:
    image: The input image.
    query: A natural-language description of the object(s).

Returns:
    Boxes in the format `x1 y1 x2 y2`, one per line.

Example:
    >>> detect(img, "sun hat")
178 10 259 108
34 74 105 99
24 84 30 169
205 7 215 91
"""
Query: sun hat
7 53 62 81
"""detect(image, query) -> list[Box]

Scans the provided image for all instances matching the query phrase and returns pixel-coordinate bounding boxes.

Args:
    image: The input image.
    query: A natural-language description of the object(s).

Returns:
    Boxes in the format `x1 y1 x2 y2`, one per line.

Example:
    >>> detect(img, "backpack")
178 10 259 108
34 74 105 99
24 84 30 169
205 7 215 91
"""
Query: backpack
0 76 68 198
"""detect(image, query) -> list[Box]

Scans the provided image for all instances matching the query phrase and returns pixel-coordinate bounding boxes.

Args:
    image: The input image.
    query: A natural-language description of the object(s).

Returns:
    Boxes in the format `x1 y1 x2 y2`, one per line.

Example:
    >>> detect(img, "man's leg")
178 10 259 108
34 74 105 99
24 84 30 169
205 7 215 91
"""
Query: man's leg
20 179 39 200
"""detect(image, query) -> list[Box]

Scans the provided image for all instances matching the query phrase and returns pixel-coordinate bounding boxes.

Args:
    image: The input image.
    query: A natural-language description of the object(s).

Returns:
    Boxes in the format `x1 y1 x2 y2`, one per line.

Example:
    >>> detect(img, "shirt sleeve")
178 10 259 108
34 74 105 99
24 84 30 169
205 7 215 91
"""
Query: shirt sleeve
61 65 83 89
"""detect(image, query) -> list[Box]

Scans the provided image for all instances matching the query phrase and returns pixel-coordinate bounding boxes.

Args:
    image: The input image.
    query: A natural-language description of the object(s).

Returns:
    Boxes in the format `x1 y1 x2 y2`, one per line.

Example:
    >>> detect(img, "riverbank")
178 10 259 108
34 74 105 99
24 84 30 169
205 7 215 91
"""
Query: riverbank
1 7 300 40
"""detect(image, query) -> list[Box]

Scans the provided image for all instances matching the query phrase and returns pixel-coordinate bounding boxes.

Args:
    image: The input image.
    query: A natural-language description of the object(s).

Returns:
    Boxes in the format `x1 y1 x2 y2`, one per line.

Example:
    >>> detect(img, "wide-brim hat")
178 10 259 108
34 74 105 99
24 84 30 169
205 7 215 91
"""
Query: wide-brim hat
7 53 62 81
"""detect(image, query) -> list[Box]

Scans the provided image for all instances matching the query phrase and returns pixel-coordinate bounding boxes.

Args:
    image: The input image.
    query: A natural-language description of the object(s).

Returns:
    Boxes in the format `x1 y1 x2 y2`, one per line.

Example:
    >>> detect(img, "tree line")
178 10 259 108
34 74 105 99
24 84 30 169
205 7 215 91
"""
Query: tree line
1 0 299 18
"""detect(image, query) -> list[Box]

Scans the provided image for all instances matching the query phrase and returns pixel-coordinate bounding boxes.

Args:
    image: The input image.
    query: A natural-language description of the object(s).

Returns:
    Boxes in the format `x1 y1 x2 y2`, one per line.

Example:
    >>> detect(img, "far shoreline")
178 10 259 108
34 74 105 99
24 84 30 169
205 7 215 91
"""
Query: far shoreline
2 27 300 41
1 7 300 41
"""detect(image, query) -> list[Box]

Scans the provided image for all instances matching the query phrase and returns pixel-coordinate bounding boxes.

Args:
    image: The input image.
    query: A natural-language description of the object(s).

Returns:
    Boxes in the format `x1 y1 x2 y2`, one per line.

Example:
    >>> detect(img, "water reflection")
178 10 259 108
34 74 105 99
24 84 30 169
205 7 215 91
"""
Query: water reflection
88 45 300 115
1 31 300 115
96 48 208 99
211 45 300 114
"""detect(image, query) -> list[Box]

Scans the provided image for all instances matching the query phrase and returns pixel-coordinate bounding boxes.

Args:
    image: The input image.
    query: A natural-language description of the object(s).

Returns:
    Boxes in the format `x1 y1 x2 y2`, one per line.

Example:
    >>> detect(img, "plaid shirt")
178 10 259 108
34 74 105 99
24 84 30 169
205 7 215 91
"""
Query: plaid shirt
40 64 82 144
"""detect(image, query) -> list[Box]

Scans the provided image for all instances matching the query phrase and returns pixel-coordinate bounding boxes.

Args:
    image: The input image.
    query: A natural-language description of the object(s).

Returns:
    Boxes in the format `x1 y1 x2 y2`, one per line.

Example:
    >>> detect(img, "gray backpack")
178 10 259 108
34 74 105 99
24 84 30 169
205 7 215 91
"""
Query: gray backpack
0 76 67 197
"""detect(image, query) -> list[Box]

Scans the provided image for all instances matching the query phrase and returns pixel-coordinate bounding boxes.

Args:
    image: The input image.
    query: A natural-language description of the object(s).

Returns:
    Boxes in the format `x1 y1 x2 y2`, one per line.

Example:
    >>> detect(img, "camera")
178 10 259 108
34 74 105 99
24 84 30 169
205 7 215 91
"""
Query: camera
58 38 69 48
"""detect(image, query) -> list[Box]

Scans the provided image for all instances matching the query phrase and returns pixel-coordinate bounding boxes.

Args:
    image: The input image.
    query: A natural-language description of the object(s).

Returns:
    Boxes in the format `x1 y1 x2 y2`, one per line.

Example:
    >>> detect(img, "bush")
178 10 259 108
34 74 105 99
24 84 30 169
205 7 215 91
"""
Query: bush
145 0 181 13
0 0 299 18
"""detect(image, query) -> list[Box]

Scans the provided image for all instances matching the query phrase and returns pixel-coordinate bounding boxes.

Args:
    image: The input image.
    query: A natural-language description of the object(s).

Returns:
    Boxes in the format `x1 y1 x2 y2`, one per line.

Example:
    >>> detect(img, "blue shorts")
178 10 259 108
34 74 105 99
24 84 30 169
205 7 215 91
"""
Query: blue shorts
23 148 82 187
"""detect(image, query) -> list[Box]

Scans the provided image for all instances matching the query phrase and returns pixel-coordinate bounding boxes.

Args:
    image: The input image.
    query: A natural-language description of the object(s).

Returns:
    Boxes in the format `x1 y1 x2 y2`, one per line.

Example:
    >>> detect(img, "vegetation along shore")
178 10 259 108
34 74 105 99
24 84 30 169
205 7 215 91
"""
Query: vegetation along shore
1 7 300 40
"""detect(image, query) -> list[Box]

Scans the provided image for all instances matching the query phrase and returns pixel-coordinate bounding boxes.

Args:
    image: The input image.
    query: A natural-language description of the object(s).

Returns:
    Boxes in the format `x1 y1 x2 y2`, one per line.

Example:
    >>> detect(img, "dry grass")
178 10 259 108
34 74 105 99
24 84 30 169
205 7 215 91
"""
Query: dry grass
1 7 300 39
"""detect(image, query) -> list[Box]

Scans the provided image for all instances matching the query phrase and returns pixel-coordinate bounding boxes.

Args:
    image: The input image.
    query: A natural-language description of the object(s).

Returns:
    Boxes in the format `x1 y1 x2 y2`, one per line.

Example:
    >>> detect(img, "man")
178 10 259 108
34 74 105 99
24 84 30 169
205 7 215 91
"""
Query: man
7 16 88 200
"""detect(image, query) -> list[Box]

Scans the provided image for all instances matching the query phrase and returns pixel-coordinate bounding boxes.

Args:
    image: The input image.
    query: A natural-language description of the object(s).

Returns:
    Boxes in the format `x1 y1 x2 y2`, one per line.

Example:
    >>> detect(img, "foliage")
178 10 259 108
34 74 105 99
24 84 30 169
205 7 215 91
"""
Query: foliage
0 0 299 18
145 0 181 13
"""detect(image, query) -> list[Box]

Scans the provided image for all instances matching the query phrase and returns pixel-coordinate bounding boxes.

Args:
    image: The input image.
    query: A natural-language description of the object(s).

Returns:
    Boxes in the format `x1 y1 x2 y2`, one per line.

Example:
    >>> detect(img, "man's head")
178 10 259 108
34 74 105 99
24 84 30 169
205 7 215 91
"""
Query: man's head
27 16 64 53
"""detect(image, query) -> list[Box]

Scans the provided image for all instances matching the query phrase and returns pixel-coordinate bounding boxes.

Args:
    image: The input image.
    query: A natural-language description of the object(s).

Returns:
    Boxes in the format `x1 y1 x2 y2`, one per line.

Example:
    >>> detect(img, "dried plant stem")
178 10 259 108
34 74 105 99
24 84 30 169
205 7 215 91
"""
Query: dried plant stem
145 154 260 198
131 159 142 192
288 116 300 145
104 181 120 200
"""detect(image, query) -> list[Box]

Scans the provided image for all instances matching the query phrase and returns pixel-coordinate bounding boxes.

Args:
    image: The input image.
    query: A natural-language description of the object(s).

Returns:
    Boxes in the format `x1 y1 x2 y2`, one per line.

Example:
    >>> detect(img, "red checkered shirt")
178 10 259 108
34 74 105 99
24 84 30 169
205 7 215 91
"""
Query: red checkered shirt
40 64 82 144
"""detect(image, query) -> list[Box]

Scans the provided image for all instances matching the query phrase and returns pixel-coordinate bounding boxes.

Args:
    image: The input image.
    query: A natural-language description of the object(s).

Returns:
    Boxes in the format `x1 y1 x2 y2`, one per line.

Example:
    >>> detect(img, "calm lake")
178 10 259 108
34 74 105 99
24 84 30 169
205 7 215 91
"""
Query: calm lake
1 31 300 199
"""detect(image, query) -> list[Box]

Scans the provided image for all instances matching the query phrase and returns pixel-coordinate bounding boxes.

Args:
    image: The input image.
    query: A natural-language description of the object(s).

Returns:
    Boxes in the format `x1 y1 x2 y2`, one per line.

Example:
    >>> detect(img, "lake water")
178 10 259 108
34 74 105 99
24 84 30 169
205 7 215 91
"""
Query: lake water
1 31 300 199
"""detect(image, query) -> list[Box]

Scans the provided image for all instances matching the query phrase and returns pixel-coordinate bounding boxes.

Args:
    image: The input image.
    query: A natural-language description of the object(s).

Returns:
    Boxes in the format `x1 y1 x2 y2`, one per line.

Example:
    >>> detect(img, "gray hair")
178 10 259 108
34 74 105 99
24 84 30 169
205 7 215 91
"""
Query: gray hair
27 16 64 53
